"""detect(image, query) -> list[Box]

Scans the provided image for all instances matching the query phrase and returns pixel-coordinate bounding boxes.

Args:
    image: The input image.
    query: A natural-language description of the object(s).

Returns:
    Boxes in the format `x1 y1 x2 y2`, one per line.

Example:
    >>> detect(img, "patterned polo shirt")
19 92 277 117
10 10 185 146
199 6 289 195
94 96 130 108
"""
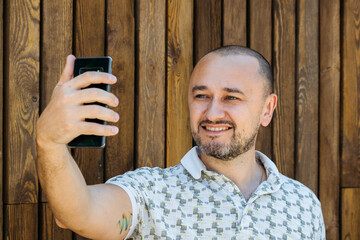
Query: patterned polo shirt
107 147 325 239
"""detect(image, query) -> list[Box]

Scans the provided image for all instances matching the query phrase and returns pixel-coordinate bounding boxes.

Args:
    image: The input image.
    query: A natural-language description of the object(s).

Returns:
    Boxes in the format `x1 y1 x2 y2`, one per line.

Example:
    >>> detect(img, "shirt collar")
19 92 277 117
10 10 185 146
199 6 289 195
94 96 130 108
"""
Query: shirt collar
181 147 283 190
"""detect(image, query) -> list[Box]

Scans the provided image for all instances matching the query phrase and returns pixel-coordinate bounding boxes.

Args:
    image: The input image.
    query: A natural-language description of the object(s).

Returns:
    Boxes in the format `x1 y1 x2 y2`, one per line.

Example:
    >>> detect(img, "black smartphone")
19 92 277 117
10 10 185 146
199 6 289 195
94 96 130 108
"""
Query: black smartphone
68 56 113 148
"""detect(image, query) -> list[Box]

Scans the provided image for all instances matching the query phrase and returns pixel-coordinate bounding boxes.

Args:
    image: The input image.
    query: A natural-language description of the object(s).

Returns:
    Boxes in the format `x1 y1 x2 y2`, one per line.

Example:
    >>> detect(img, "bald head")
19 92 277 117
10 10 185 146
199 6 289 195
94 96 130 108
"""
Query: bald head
205 45 273 96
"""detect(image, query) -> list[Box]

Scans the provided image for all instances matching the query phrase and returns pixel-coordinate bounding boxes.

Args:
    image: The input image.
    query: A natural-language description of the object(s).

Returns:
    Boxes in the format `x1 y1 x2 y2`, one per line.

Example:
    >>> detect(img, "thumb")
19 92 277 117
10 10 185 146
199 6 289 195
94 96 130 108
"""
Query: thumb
58 55 76 85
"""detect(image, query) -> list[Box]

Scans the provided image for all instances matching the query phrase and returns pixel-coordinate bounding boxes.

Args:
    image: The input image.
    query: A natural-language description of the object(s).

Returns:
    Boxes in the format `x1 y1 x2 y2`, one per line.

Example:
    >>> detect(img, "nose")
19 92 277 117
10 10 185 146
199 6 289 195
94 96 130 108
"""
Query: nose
205 98 226 122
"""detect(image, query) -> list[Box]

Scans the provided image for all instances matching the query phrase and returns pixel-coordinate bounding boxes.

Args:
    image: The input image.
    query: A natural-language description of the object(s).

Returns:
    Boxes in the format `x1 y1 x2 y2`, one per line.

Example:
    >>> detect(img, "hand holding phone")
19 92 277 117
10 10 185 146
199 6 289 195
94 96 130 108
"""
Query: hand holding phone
68 57 113 148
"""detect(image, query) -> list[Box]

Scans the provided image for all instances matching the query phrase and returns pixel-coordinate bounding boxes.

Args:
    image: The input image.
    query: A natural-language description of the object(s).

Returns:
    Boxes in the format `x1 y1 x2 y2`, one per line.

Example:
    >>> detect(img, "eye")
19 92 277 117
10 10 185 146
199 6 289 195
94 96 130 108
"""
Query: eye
225 96 238 101
195 94 207 99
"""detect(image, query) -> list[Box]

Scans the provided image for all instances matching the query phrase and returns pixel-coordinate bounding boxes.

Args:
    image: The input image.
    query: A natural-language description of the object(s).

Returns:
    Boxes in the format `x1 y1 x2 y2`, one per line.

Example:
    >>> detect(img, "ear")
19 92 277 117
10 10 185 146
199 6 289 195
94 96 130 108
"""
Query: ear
260 93 277 127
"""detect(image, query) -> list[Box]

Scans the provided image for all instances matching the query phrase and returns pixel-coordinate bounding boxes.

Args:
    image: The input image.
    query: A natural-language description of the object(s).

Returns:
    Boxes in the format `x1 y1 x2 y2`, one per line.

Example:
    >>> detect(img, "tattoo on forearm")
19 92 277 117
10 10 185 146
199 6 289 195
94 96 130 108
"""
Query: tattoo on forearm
118 213 132 234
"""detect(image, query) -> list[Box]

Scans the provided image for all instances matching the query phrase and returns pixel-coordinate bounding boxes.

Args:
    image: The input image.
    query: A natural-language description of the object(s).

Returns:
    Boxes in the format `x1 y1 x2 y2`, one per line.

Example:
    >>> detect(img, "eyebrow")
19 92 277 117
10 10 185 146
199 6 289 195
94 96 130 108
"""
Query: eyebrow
192 85 245 95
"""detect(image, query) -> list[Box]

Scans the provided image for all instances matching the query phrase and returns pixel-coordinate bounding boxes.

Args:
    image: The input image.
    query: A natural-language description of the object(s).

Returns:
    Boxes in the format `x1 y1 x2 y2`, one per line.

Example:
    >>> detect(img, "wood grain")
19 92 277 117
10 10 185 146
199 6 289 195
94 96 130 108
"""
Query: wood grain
136 0 166 168
0 0 3 238
4 0 40 204
295 0 319 194
272 0 296 178
341 188 360 239
166 0 193 167
5 204 38 239
223 0 246 46
105 0 135 178
41 0 73 111
319 0 340 238
342 0 360 188
41 0 73 203
73 1 106 238
194 0 222 62
249 0 272 159
39 203 72 240
72 0 106 186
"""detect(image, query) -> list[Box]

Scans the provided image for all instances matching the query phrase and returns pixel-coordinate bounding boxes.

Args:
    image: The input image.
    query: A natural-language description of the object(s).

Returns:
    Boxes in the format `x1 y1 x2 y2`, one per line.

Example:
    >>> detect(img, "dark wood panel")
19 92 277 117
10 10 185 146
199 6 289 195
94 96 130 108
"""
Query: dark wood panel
223 0 246 46
4 0 39 204
136 0 166 168
341 188 360 239
0 0 3 238
39 203 72 240
105 0 135 178
319 0 340 238
5 204 38 239
72 0 106 186
41 0 73 203
166 0 193 167
342 0 360 187
249 0 272 159
194 0 222 62
295 0 319 194
272 0 296 178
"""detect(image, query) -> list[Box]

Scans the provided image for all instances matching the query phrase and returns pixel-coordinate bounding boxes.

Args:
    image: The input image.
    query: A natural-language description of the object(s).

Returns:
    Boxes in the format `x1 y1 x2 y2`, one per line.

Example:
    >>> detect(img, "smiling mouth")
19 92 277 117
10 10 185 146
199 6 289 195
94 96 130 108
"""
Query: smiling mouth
203 126 231 131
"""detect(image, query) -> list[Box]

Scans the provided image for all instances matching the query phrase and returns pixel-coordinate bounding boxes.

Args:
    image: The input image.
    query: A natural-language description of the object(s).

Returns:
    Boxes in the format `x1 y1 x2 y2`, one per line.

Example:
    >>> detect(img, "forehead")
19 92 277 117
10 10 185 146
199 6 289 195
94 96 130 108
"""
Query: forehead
189 54 262 91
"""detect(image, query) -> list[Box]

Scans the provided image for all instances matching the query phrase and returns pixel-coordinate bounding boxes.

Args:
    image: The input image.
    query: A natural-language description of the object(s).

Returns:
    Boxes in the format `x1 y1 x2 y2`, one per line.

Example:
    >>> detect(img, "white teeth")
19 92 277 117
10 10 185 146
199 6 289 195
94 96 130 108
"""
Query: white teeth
205 127 229 131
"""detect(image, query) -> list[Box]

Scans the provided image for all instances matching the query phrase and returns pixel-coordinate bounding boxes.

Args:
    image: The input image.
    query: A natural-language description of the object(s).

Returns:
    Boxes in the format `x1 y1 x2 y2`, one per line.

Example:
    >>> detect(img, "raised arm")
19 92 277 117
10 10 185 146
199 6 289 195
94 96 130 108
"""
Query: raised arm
36 55 133 239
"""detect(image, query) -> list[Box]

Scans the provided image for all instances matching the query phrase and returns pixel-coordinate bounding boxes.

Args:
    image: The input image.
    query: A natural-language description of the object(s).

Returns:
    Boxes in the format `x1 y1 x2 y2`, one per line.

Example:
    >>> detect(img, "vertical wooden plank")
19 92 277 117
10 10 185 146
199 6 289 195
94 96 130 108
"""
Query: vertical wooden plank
272 0 296 178
0 0 3 238
295 0 319 194
73 1 105 238
319 0 340 238
341 188 360 239
166 0 193 167
5 204 38 239
39 203 72 240
4 0 40 204
194 0 222 62
105 0 135 178
249 0 272 158
223 0 246 46
136 0 166 168
342 0 360 187
41 0 73 203
72 0 105 186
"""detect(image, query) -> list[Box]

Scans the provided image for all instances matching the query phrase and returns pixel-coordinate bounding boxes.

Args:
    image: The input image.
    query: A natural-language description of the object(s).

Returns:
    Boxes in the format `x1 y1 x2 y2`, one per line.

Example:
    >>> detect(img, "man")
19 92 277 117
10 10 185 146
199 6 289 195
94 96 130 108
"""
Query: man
37 46 325 239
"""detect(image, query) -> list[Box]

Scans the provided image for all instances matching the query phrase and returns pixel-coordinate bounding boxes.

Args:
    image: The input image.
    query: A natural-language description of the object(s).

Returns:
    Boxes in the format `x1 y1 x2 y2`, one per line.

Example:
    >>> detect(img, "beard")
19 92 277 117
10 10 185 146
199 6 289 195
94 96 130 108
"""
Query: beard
192 120 259 161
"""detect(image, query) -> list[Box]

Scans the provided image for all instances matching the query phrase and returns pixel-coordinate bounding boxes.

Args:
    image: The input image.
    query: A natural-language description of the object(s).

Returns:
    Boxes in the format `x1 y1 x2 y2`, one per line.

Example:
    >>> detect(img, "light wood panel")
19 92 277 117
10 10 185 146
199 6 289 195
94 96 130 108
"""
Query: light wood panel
4 0 40 204
272 0 296 178
166 0 193 167
105 0 135 178
319 0 340 238
136 0 166 168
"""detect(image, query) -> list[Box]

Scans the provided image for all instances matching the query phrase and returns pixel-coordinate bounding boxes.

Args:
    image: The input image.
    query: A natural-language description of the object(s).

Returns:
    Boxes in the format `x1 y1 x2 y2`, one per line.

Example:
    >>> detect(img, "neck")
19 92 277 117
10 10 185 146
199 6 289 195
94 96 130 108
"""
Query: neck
200 148 266 201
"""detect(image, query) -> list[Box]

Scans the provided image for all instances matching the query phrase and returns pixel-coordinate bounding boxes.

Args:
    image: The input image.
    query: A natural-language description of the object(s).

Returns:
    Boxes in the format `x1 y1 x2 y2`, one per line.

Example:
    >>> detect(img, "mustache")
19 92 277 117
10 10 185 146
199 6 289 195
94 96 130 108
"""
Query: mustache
198 120 236 128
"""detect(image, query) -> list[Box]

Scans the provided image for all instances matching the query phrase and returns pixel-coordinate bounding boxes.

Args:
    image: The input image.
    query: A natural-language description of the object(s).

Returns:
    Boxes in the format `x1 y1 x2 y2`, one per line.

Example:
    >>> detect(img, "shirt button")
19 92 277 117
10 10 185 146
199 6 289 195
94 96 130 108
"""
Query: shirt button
228 186 235 192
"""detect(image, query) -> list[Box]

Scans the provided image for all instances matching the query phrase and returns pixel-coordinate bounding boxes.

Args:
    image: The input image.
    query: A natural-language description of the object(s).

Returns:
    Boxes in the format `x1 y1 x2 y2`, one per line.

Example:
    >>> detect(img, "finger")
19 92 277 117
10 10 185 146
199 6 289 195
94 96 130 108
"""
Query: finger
58 55 76 85
79 105 119 123
78 122 119 136
77 88 119 107
70 71 117 90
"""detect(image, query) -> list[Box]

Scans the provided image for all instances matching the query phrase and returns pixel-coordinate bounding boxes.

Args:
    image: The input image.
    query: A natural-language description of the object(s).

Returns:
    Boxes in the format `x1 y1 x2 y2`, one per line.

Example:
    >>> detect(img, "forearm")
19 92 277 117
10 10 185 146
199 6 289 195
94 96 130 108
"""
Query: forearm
37 140 91 231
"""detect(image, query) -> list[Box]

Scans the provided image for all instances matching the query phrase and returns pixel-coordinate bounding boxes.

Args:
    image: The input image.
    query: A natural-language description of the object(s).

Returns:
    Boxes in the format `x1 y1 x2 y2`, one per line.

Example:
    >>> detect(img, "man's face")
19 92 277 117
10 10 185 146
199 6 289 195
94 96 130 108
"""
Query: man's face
188 54 268 160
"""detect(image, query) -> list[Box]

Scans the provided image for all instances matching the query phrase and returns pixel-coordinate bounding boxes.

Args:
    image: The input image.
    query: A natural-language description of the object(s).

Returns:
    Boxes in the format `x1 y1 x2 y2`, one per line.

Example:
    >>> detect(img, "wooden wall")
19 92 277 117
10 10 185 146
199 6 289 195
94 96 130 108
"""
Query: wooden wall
1 0 359 239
